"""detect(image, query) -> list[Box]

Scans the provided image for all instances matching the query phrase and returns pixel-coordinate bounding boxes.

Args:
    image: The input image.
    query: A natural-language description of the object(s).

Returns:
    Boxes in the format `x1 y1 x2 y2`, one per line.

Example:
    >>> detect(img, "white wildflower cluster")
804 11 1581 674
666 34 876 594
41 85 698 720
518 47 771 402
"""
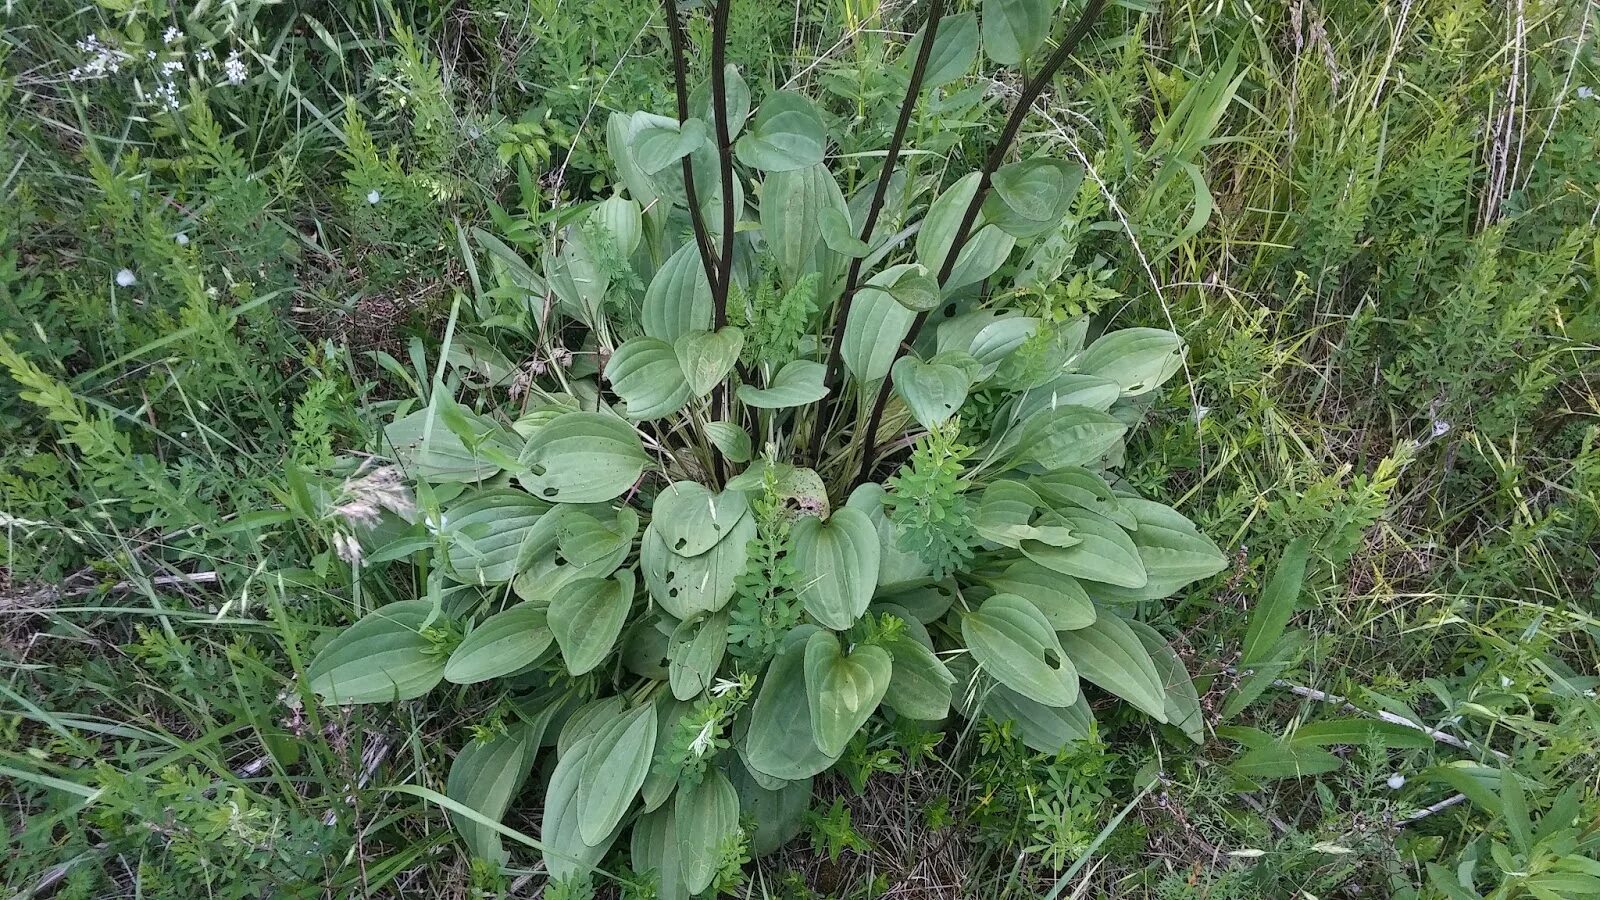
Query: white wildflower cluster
66 28 250 112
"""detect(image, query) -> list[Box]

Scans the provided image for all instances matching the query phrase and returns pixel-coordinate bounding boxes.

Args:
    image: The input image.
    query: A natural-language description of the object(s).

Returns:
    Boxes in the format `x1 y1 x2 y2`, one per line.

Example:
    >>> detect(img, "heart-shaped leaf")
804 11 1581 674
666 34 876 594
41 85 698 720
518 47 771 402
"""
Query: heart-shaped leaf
653 481 752 558
517 410 649 503
790 508 881 630
642 242 714 343
961 593 1078 707
988 158 1084 225
605 337 691 421
1055 611 1167 721
744 625 840 779
549 571 635 675
892 355 970 428
674 327 744 397
737 359 829 409
576 703 657 844
633 117 709 175
803 630 893 756
1075 328 1186 396
734 91 826 171
306 600 449 704
444 602 554 684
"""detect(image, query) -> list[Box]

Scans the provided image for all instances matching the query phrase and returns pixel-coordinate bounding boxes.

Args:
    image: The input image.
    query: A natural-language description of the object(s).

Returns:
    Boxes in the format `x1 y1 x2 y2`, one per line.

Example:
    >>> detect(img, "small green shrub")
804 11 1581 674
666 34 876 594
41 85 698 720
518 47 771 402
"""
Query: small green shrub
303 0 1232 893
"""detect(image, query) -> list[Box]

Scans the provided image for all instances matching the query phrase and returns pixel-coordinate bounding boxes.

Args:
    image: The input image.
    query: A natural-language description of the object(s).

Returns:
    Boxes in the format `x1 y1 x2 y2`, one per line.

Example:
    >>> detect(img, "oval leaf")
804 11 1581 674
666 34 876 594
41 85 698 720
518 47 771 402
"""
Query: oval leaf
961 594 1078 707
444 602 554 684
734 91 826 171
576 703 657 845
306 600 448 704
549 571 635 675
605 337 692 421
790 509 881 630
517 410 648 502
803 631 893 756
737 359 829 409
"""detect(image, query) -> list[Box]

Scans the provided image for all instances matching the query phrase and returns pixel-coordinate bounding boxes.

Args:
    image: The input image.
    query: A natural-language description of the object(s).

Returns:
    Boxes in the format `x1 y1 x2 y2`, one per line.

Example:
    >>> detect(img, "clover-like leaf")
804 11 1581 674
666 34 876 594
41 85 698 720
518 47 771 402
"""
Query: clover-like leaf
803 630 893 756
790 508 881 630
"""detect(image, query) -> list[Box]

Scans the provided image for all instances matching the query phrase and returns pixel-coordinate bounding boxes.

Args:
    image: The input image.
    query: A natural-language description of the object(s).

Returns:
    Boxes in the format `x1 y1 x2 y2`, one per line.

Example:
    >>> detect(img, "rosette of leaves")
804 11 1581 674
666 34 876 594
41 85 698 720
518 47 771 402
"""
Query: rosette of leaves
306 0 1228 893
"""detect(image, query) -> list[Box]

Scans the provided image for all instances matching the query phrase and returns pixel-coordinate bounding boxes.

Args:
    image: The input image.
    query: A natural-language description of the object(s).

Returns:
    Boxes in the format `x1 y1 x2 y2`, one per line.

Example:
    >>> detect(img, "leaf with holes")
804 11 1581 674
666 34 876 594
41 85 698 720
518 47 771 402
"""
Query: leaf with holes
549 571 634 675
962 593 1078 707
1056 612 1167 721
803 630 893 756
1075 328 1186 396
575 703 656 845
642 514 756 619
306 600 449 704
444 602 554 684
517 410 648 503
735 91 826 171
737 359 830 409
653 481 752 558
892 355 971 429
605 337 691 421
790 508 881 630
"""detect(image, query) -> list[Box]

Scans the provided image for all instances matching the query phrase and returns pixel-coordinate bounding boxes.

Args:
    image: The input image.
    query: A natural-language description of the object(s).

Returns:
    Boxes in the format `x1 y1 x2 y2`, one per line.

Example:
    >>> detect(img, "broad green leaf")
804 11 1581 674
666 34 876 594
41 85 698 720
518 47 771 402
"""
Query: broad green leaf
1127 620 1204 744
541 734 618 881
762 164 849 287
444 602 553 684
555 505 638 576
674 768 740 894
819 206 868 257
1075 328 1186 396
1229 743 1343 782
605 337 691 421
1123 497 1228 597
861 262 940 312
668 611 730 700
981 0 1049 64
642 242 714 343
704 421 753 463
442 490 549 584
633 117 709 175
985 683 1094 754
790 509 881 630
640 697 696 811
902 11 979 89
653 480 752 558
1056 612 1167 721
674 327 744 397
1009 405 1127 471
734 91 826 171
842 281 917 383
962 593 1078 707
915 172 980 273
803 631 893 756
744 626 840 779
882 635 955 721
1031 467 1137 530
642 514 756 618
985 559 1096 630
986 158 1084 228
385 406 520 483
575 703 656 844
609 112 664 218
973 479 1072 548
1287 719 1436 751
875 580 957 622
559 697 627 757
306 600 448 704
630 806 690 900
446 723 538 862
943 225 1015 292
892 355 970 429
1242 537 1311 667
591 195 642 257
737 359 829 409
1022 508 1147 589
843 483 930 589
728 760 812 857
690 64 752 141
517 410 648 503
548 571 635 675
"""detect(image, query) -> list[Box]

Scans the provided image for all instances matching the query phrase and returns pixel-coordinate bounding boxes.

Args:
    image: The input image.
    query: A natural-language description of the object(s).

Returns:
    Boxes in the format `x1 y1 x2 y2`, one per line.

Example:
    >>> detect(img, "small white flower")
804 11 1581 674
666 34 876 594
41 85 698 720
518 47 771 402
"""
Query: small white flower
1192 404 1211 424
688 718 717 757
366 189 381 205
163 26 183 45
1579 86 1596 101
1431 418 1451 439
1386 773 1406 790
223 49 247 85
711 678 742 697
425 512 449 534
115 268 136 287
175 232 189 246
197 48 214 62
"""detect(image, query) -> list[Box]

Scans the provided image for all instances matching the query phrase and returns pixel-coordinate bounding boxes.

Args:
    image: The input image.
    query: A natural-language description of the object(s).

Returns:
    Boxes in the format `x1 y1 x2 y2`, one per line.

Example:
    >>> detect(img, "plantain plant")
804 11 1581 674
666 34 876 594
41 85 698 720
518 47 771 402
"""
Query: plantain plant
305 0 1229 892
